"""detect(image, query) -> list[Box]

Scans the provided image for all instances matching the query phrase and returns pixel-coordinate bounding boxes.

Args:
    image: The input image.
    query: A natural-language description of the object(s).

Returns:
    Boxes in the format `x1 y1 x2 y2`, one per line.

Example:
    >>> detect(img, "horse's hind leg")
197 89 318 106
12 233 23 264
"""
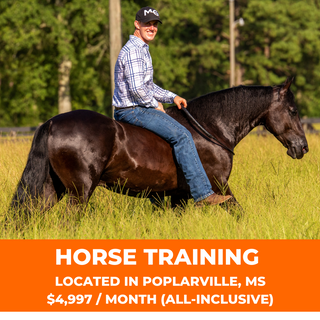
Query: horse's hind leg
62 172 99 209
62 181 95 208
49 148 103 209
40 165 66 211
66 185 91 206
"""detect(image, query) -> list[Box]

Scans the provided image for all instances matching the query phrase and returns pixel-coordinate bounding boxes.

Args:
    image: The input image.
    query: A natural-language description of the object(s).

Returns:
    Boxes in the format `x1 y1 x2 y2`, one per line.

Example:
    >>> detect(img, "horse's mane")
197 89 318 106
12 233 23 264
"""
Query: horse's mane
186 85 274 123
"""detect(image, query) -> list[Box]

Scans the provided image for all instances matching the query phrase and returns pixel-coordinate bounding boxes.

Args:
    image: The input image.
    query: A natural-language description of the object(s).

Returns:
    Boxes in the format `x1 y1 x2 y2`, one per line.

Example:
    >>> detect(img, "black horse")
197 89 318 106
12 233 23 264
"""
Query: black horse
11 78 308 214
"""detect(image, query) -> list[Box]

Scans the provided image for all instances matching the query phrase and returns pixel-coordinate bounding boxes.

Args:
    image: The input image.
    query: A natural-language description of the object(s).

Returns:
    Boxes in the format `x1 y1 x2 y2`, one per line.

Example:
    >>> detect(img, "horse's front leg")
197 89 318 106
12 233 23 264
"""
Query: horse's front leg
210 177 244 220
221 195 244 221
170 194 190 208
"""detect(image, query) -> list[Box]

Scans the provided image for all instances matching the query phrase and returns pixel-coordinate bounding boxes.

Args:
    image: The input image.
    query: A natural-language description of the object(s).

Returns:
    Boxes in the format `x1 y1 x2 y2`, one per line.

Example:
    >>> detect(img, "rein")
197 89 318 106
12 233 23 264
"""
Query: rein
180 106 235 156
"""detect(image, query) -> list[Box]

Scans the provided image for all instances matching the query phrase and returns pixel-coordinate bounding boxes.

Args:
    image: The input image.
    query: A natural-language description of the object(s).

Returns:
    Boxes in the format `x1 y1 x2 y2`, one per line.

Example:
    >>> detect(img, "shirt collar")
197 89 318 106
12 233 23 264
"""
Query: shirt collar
129 35 149 49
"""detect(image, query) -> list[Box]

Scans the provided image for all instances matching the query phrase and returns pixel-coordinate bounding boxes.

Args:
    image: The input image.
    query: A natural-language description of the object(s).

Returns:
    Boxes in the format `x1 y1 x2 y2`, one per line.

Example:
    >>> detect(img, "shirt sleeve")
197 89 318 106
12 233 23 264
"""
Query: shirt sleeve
153 84 177 104
123 49 158 108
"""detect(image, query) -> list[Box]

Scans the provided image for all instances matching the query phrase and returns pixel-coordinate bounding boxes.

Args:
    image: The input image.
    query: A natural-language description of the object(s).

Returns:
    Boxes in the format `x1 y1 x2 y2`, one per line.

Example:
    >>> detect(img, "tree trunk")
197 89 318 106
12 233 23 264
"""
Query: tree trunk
234 21 244 86
235 64 244 86
58 57 72 114
109 0 122 118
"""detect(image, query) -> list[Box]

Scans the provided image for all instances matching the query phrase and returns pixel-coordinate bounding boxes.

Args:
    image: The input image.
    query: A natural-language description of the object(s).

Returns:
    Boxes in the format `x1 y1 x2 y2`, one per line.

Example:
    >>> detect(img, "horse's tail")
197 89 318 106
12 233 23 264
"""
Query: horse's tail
11 120 52 209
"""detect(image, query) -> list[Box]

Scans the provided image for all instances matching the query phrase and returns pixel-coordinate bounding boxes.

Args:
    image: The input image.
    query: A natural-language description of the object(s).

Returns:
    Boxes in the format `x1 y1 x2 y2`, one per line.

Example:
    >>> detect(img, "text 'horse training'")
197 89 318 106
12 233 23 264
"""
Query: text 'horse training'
12 78 308 215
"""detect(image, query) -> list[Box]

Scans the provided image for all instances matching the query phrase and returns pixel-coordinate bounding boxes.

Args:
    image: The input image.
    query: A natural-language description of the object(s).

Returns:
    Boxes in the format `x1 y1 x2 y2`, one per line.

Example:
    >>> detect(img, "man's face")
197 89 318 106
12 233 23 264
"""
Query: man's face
135 20 158 44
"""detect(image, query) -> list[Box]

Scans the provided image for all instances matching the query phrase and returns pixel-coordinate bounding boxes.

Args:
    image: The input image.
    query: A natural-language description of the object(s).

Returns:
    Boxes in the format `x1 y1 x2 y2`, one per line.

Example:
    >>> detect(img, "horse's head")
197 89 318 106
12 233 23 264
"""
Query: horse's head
264 77 308 159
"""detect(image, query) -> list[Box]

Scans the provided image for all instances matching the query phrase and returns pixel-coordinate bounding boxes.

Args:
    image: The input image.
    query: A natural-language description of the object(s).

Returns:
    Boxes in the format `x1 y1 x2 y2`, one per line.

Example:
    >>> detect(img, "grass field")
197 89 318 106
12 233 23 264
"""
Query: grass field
0 133 319 239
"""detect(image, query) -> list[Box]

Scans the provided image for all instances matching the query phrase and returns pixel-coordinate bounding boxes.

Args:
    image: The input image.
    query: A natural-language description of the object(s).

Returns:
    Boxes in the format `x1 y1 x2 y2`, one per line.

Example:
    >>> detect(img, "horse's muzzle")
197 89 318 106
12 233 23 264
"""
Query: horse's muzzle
287 142 309 159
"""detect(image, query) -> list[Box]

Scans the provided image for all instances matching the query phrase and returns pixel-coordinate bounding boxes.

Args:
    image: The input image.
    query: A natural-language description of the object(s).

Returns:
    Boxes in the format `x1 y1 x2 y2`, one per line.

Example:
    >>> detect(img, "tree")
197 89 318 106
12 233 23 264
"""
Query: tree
237 0 320 116
0 0 111 126
1 0 320 126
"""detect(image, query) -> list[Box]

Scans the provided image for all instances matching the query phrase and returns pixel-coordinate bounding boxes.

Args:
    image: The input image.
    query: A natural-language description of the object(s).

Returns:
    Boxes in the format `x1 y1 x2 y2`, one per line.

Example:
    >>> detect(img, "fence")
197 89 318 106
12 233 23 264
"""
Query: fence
253 117 320 135
0 126 39 137
0 118 320 137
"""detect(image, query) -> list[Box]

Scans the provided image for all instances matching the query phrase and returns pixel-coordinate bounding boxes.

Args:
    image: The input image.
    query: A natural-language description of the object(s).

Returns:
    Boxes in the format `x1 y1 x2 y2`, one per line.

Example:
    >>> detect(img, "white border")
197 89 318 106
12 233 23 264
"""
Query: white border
1 313 320 320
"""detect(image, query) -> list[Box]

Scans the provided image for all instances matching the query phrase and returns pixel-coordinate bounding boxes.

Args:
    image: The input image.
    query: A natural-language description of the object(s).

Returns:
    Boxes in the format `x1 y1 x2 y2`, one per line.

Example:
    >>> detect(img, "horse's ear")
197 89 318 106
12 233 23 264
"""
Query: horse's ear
280 77 294 95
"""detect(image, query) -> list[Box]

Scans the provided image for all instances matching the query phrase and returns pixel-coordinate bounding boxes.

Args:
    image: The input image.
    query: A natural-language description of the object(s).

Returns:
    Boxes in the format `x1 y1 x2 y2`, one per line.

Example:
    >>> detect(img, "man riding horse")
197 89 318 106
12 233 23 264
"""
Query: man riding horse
112 6 232 207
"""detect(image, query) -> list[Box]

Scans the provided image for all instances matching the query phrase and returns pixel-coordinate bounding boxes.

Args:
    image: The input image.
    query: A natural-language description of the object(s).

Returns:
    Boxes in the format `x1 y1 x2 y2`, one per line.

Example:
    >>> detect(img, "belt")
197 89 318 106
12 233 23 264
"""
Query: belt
114 106 137 110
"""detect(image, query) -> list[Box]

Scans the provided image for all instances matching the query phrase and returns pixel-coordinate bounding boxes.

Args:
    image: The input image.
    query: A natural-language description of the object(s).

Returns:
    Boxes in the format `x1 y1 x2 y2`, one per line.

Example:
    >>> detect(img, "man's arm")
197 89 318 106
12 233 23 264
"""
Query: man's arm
153 83 176 104
154 84 187 112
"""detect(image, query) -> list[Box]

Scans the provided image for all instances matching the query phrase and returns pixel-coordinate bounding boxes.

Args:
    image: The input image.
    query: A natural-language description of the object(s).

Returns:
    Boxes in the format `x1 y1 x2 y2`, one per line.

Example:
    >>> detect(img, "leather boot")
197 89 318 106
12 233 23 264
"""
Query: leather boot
195 193 232 207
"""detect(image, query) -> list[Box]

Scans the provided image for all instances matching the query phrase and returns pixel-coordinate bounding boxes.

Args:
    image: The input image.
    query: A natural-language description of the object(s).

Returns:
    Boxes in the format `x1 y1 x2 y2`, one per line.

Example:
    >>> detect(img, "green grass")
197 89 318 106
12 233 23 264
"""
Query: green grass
1 133 320 239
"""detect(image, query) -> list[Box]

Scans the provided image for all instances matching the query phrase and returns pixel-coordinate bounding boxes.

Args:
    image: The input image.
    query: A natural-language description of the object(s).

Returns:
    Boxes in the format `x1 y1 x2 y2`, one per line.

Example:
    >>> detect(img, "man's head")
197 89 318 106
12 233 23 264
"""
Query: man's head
134 6 161 44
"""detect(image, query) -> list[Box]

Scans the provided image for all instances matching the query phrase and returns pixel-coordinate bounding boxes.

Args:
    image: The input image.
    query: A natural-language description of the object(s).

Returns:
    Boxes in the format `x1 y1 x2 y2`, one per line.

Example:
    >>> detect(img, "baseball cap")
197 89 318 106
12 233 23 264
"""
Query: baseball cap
135 6 162 24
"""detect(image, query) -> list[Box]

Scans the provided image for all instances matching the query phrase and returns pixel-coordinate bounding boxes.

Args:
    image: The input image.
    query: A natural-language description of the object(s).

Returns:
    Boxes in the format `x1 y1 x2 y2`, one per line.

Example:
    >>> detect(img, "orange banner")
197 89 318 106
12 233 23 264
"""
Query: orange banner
0 240 319 311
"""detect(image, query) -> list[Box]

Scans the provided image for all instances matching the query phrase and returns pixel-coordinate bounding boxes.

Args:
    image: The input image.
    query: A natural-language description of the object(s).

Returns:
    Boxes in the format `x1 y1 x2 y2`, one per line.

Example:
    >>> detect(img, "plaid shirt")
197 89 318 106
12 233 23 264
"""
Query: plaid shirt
112 35 176 109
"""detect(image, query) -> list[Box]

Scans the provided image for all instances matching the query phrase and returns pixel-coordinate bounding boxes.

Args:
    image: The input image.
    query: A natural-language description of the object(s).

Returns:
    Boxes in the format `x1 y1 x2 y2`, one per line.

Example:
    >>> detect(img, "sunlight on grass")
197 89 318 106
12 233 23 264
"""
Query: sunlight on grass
1 134 319 239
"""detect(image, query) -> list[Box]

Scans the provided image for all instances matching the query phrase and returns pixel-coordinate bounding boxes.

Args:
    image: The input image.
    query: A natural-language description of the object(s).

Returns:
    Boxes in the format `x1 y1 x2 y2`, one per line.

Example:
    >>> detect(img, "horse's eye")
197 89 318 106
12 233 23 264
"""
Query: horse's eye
290 109 297 116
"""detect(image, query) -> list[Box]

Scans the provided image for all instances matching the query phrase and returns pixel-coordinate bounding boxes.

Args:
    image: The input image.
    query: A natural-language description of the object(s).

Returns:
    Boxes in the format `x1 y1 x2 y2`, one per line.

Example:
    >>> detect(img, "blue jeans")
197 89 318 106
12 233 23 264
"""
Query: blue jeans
114 106 214 202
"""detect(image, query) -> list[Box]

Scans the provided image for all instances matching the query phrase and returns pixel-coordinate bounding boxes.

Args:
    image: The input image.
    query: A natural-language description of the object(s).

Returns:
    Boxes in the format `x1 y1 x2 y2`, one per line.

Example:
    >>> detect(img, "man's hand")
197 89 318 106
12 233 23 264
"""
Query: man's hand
174 96 187 109
155 102 166 113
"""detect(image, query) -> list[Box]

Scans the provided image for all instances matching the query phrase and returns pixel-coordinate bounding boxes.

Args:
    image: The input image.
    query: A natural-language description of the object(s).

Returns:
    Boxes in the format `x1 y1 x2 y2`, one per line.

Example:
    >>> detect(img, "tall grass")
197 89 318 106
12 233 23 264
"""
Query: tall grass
0 134 319 239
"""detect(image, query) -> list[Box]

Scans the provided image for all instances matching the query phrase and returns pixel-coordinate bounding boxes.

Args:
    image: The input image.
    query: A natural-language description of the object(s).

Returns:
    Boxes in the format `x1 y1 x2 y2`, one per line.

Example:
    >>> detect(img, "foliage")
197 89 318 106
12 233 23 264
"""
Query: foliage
0 0 320 126
0 0 110 126
237 0 320 116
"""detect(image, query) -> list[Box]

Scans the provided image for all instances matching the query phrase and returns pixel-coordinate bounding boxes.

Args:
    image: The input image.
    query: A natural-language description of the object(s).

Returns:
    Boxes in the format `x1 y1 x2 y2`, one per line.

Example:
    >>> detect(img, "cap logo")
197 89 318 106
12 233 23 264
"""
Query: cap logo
144 9 159 17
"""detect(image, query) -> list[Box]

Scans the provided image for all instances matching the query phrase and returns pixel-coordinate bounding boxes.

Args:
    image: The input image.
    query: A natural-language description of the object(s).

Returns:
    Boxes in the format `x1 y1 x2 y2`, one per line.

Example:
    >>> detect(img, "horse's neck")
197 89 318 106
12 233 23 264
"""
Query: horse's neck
232 110 267 146
187 86 272 147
